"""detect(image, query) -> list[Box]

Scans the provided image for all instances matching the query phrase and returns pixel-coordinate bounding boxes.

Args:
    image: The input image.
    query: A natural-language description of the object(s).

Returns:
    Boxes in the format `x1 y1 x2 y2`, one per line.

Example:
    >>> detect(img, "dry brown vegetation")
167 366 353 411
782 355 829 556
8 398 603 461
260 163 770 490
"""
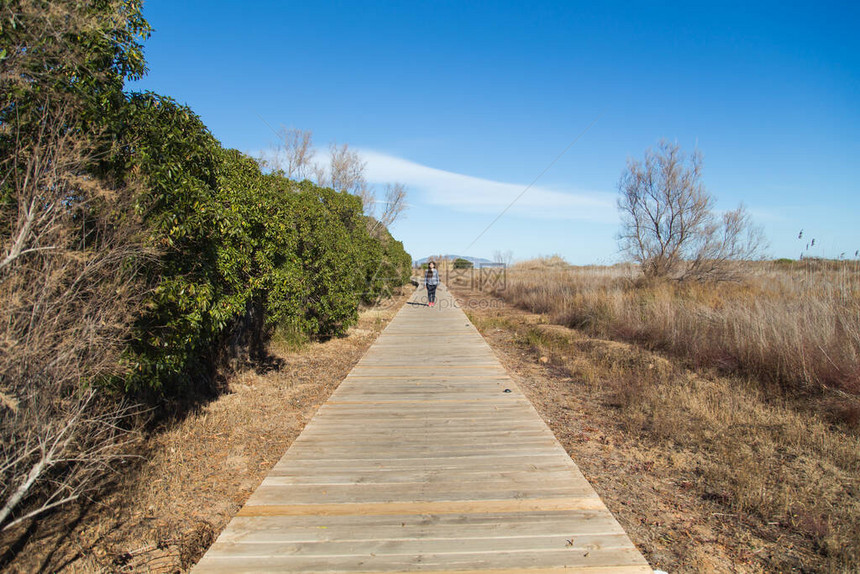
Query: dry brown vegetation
504 258 860 401
1 290 411 573
0 104 152 536
452 258 860 572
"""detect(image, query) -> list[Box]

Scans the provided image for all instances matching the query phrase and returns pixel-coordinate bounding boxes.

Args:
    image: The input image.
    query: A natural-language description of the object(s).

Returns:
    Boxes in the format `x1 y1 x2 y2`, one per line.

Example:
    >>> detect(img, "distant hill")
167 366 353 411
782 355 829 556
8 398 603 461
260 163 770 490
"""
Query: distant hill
414 254 496 266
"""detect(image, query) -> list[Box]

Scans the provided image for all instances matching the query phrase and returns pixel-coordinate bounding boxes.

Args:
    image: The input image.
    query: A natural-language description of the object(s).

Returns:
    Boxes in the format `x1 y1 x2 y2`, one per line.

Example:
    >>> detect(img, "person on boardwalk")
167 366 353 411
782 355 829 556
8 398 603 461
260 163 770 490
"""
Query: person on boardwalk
425 261 439 307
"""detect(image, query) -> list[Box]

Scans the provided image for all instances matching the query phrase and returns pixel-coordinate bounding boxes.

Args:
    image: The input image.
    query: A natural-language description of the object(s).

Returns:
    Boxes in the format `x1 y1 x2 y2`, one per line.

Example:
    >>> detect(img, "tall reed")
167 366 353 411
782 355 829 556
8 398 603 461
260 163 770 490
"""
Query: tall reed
498 259 860 400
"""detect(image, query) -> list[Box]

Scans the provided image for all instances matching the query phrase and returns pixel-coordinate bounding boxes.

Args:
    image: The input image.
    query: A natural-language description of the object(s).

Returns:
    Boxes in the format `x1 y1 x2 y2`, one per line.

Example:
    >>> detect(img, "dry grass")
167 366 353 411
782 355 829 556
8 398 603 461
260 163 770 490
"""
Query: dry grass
2 289 412 573
500 259 860 402
471 260 860 571
454 285 860 572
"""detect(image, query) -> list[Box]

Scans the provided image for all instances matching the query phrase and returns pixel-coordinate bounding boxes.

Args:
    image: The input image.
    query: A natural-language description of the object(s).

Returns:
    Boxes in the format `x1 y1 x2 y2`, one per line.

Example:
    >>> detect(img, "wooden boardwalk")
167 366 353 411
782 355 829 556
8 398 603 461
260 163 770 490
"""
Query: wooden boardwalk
193 285 651 573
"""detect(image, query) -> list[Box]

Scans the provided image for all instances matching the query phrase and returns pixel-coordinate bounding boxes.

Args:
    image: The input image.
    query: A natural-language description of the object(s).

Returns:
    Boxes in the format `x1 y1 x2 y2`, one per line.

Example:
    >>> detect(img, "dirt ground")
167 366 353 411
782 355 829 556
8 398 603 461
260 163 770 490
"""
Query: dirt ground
2 288 413 573
450 285 835 574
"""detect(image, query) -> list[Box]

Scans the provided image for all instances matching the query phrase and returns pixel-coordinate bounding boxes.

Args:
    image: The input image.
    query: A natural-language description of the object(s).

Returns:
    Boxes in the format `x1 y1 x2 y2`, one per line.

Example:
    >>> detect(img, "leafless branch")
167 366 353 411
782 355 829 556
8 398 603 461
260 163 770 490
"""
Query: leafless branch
262 127 315 180
617 140 766 281
1 99 149 534
378 182 407 228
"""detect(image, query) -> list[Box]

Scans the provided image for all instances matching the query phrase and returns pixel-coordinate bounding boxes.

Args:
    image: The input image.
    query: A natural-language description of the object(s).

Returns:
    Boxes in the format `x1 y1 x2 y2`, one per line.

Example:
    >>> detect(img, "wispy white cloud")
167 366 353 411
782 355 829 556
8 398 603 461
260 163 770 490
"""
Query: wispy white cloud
359 149 618 223
253 145 618 224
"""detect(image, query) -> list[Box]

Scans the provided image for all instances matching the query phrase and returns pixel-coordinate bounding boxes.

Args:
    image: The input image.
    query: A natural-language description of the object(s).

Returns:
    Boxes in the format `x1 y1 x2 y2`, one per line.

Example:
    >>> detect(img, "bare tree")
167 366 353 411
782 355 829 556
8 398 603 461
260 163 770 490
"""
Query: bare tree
263 127 315 180
309 142 408 229
366 182 408 238
327 142 368 197
316 142 372 215
378 182 407 228
310 161 329 188
617 140 766 280
686 203 767 280
0 389 142 532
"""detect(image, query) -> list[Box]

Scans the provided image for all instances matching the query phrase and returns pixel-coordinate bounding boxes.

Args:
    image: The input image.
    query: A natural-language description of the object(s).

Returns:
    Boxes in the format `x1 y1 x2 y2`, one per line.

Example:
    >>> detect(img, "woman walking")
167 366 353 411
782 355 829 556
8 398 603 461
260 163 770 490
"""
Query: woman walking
425 261 439 307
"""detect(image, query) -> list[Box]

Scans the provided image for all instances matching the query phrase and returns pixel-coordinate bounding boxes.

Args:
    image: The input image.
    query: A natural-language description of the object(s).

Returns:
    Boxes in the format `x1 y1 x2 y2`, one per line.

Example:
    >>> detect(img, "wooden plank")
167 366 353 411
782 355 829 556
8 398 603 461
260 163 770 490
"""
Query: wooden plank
265 467 581 482
213 511 629 543
237 497 604 517
246 486 597 506
258 473 586 488
288 438 555 452
192 285 650 573
194 548 651 573
201 532 637 557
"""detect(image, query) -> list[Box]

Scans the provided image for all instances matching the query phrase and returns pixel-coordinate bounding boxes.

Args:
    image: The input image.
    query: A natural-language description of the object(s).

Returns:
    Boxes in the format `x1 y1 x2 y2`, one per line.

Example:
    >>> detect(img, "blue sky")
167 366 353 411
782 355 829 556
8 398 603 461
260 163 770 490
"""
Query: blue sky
130 1 859 264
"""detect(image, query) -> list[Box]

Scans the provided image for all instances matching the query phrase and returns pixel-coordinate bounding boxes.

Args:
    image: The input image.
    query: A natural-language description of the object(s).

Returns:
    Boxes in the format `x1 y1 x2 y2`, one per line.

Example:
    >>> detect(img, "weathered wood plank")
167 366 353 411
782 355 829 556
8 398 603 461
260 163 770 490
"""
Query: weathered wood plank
202 532 637 558
192 285 649 573
213 511 629 543
194 548 651 573
237 497 605 517
246 485 598 506
266 466 582 484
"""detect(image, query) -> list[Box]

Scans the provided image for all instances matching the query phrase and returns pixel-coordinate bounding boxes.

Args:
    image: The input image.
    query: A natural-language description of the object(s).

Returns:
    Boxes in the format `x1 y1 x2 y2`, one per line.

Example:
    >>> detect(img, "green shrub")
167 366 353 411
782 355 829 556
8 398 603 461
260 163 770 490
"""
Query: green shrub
118 114 410 396
118 93 225 394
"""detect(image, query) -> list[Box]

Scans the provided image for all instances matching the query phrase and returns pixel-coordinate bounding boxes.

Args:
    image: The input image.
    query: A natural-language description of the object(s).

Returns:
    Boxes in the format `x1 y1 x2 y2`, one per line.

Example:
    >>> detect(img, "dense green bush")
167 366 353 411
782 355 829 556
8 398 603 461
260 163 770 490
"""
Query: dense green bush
118 93 224 394
377 230 413 294
117 103 411 395
278 179 366 336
